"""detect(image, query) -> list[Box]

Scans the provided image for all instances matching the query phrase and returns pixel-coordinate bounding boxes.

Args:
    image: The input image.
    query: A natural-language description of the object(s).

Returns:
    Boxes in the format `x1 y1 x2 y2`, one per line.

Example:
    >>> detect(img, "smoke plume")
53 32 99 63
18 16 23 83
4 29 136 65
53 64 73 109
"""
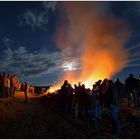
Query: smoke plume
54 2 131 88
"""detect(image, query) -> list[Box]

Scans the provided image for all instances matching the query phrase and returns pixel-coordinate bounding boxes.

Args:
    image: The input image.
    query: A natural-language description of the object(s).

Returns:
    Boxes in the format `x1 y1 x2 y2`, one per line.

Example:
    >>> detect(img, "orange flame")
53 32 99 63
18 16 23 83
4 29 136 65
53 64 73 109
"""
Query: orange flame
50 2 131 92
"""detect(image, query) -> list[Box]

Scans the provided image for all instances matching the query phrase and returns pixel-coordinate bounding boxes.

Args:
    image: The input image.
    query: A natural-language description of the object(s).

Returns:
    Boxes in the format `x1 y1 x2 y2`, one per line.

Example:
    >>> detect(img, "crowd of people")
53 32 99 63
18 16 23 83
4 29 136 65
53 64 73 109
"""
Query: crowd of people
59 74 140 137
0 72 19 98
0 71 140 137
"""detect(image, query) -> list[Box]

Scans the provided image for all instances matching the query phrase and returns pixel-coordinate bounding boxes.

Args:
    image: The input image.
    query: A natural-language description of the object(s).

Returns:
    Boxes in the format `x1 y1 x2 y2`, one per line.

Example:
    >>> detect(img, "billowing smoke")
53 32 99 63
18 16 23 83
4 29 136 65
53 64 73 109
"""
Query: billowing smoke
53 2 131 88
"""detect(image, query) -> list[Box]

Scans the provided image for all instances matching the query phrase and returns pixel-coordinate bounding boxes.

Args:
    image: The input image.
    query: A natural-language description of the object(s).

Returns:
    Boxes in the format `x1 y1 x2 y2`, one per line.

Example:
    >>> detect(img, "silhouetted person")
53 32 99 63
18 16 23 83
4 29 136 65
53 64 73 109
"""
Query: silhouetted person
68 83 73 115
60 80 70 118
2 73 8 98
105 80 121 135
0 73 2 98
24 81 28 103
86 89 101 138
94 80 103 106
11 74 18 96
138 76 140 107
74 84 79 119
115 78 123 103
92 84 102 119
79 84 87 119
125 74 139 108
6 74 11 97
100 79 108 107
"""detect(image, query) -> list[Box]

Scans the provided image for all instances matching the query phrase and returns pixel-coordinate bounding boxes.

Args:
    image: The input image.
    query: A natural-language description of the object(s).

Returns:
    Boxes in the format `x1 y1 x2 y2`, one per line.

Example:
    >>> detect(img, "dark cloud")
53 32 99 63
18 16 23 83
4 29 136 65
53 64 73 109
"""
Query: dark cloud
43 1 57 12
0 45 80 84
125 43 140 68
24 67 49 76
18 10 49 31
18 1 57 32
2 37 14 47
0 46 60 74
24 62 56 76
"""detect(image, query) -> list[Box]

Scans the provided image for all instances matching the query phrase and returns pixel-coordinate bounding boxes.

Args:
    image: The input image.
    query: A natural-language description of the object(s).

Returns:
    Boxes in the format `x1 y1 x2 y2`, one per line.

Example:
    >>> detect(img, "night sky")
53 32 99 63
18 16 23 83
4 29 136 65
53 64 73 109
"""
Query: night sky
0 1 140 86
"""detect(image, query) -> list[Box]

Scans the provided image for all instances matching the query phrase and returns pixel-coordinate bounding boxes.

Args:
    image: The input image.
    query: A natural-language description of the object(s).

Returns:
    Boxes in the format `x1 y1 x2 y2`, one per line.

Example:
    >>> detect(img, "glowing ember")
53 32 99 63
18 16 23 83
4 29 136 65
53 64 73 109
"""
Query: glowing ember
83 81 93 89
47 84 62 93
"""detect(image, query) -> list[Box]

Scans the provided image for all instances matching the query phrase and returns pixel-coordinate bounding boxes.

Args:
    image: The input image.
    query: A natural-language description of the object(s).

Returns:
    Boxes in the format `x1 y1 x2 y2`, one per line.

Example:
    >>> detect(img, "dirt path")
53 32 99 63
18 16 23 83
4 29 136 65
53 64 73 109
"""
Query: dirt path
0 92 140 138
0 92 87 138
